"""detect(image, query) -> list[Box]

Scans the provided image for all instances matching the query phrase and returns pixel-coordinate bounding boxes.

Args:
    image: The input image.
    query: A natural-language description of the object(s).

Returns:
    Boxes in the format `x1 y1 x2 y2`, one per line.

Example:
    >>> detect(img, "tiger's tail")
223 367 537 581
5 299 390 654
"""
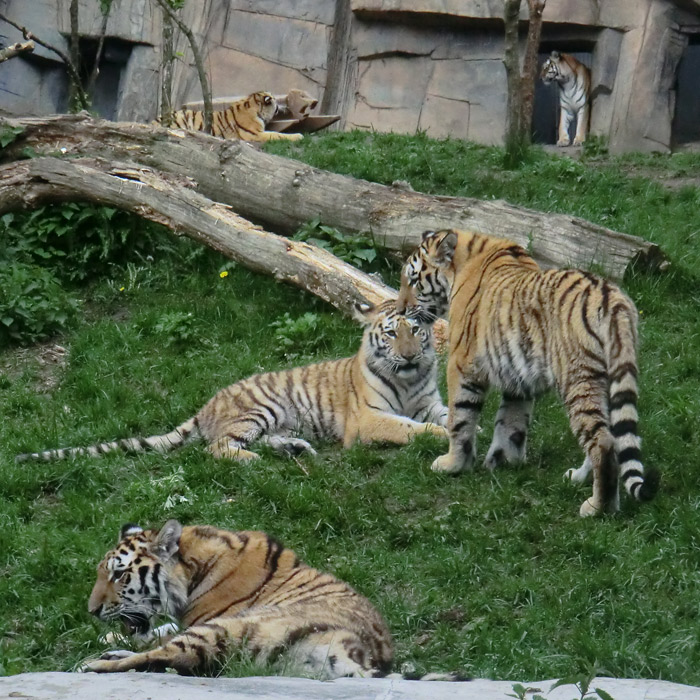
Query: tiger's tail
607 304 659 502
15 418 200 463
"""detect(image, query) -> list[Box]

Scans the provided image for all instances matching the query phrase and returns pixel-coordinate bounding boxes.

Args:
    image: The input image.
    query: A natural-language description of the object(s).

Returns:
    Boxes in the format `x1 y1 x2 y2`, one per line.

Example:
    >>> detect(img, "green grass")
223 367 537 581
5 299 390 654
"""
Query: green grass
1 133 700 684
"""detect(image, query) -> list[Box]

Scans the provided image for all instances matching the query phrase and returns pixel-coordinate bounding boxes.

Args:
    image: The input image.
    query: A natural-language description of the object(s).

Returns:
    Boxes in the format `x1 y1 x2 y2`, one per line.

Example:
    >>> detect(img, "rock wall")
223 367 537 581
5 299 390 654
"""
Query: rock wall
1 0 699 152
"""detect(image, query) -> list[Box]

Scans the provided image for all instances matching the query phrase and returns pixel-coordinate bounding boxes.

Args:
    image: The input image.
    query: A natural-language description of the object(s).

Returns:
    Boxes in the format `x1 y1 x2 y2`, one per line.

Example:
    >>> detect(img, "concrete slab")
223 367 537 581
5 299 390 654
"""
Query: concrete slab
1 673 699 700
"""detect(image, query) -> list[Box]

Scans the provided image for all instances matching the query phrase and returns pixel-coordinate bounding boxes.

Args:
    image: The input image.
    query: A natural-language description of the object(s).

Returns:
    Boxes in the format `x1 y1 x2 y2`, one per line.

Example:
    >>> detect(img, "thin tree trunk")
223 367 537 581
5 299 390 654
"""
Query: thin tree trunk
68 0 83 111
153 0 213 133
503 0 523 164
0 40 34 62
520 0 546 141
86 7 111 98
159 10 175 125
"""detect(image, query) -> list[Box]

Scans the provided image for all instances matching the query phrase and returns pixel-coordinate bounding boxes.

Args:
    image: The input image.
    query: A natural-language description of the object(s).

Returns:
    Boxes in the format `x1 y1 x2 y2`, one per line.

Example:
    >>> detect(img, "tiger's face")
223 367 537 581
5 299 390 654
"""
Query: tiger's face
397 230 456 322
356 301 434 376
88 522 185 635
252 91 278 123
540 51 567 86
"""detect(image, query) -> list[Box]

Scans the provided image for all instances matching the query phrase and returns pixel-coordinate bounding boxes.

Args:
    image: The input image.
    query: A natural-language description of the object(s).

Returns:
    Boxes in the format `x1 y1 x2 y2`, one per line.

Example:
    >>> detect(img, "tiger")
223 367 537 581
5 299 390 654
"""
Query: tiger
16 300 448 464
540 51 591 147
156 91 303 142
278 88 319 120
83 520 462 679
397 229 660 517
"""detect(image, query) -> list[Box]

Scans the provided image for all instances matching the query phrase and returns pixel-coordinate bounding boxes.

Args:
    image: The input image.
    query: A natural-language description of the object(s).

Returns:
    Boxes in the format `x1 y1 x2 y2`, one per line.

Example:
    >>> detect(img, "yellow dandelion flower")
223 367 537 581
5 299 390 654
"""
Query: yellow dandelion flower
119 286 125 292
219 270 229 278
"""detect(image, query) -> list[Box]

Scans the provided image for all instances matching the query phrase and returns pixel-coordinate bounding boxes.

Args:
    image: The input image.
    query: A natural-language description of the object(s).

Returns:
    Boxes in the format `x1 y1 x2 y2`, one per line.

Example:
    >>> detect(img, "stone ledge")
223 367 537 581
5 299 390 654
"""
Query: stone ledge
1 673 699 700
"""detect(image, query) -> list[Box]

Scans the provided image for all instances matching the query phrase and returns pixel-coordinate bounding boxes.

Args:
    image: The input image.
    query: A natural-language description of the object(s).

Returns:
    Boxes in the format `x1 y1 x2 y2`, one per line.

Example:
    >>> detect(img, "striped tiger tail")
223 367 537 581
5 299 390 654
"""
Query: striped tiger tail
15 417 200 463
606 295 659 502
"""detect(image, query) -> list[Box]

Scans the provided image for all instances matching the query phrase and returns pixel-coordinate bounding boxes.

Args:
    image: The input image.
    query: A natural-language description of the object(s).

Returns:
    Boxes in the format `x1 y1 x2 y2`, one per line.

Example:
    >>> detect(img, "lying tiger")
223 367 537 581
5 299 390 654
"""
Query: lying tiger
83 520 462 678
83 520 391 676
17 300 447 463
156 91 302 142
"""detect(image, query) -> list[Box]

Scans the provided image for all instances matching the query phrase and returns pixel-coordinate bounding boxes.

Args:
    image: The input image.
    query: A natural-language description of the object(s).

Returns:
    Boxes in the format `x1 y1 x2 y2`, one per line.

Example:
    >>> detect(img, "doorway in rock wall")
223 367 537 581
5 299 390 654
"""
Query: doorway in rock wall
672 34 700 147
532 43 593 146
78 37 133 120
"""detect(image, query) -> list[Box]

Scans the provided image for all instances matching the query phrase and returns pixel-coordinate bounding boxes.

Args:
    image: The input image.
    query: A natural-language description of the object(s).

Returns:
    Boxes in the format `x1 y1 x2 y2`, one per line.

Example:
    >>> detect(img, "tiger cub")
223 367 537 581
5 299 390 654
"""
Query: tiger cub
156 91 302 142
397 229 659 517
83 520 395 676
540 51 591 146
17 301 447 464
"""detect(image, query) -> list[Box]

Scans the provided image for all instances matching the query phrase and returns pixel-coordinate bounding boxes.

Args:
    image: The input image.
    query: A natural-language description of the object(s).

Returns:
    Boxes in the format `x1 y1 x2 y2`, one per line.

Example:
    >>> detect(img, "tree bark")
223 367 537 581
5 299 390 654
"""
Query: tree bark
520 0 546 140
0 113 666 280
503 0 523 160
0 40 35 63
0 154 451 347
159 10 175 125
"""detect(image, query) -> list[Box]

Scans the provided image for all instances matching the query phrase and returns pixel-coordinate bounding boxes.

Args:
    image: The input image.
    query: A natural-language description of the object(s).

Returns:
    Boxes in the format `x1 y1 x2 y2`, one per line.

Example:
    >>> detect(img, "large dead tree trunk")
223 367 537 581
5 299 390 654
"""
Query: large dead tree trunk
0 114 665 281
0 155 457 347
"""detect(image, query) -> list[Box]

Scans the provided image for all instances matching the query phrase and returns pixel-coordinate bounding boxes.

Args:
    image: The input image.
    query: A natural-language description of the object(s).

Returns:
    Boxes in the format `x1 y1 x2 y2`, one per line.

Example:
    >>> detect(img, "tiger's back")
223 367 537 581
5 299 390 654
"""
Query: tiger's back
398 229 659 517
84 520 393 676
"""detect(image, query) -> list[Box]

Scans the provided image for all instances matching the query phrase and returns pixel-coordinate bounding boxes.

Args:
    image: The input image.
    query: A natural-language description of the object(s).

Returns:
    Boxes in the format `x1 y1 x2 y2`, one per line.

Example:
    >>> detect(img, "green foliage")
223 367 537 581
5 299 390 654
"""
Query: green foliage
0 123 24 149
292 219 380 271
271 311 326 359
0 204 168 283
153 311 198 346
0 263 80 347
507 682 546 700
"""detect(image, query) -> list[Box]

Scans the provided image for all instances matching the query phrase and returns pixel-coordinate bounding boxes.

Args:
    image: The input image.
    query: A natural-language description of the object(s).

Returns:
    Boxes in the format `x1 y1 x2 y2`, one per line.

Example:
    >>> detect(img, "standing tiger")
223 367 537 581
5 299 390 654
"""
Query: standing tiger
540 51 591 147
16 301 447 464
156 91 303 142
397 229 659 517
83 520 394 676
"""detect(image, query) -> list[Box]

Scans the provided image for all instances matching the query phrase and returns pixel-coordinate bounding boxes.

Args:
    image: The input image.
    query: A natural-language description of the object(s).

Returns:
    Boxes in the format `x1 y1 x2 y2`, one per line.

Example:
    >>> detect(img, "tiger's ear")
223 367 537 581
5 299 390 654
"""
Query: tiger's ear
120 523 143 541
421 230 436 242
434 230 458 267
551 50 560 59
153 519 183 561
352 301 375 326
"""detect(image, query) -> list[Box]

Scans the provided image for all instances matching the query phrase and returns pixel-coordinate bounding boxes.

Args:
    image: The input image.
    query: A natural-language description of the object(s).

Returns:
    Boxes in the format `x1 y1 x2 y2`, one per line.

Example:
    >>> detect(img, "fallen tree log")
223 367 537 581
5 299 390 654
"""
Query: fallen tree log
0 113 665 280
0 154 447 348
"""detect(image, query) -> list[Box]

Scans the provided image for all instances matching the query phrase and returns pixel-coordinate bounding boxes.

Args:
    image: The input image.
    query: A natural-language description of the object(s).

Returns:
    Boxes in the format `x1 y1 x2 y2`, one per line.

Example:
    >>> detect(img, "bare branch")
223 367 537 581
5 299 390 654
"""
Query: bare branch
0 40 34 63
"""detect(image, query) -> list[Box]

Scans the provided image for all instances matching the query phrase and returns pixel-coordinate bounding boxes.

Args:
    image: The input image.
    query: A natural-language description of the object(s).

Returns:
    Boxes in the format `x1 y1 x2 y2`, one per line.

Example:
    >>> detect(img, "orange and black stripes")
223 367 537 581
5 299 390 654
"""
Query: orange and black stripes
399 228 659 516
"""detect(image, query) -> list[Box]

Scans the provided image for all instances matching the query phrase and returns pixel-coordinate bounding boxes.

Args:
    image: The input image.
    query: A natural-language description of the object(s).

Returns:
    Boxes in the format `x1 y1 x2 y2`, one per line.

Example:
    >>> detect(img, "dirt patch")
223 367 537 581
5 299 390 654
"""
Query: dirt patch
0 341 68 393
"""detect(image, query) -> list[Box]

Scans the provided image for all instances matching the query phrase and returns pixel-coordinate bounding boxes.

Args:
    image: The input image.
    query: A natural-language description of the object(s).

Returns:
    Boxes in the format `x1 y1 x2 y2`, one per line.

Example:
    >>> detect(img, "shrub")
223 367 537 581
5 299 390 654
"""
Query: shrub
0 263 80 347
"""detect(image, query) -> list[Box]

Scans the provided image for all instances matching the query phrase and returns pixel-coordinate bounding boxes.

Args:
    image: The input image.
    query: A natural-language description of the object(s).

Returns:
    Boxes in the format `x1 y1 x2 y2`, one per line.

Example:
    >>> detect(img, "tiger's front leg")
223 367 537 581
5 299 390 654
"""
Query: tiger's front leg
432 359 486 474
347 411 448 447
484 394 533 469
255 131 303 142
573 102 589 146
557 107 574 146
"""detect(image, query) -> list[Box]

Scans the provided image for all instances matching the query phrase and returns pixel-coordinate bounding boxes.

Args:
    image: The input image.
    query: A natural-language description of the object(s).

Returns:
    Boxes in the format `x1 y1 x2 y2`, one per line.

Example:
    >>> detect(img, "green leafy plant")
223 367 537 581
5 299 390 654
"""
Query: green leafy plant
0 204 168 282
292 219 380 270
507 682 546 700
0 123 24 149
550 673 616 700
153 310 198 346
271 311 325 359
0 263 80 347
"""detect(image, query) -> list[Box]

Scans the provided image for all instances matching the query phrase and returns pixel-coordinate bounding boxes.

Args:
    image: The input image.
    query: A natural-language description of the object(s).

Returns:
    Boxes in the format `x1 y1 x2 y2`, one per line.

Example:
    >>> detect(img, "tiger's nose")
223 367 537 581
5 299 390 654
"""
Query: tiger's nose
89 602 103 617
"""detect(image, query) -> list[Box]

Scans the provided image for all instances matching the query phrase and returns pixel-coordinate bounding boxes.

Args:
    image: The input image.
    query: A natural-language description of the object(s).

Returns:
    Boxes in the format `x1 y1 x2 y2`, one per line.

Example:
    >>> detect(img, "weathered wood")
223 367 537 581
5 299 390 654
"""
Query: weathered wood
0 113 665 280
0 40 35 62
0 154 448 349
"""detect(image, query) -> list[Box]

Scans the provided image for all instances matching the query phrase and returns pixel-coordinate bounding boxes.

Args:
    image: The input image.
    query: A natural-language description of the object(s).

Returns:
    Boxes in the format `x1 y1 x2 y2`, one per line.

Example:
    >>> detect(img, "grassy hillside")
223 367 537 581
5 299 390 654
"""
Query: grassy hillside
1 134 699 684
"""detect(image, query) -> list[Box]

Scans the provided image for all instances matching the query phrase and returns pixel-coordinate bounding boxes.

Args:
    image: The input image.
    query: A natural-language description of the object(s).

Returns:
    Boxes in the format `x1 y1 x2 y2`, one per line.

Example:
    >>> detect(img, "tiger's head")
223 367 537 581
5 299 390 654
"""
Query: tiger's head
541 51 568 86
354 299 436 377
397 229 457 323
88 520 187 635
251 91 278 123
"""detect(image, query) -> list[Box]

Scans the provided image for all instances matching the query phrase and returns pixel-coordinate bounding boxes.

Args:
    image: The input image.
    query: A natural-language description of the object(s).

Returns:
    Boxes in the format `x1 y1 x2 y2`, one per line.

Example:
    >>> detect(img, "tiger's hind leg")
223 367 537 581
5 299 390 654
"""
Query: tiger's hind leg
484 394 533 470
257 435 317 456
563 378 619 516
207 416 269 460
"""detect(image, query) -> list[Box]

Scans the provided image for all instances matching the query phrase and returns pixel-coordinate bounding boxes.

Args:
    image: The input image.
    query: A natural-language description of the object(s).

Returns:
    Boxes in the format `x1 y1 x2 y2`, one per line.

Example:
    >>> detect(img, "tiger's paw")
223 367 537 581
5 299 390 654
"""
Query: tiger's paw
80 650 135 673
431 453 468 474
556 138 571 147
426 423 449 439
579 498 603 517
564 457 592 483
573 137 586 146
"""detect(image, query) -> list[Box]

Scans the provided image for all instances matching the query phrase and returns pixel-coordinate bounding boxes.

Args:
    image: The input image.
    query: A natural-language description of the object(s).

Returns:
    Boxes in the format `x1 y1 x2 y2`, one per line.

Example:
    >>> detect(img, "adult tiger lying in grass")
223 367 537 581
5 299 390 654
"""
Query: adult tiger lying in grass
397 229 659 517
17 300 447 463
83 520 461 679
155 91 303 142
